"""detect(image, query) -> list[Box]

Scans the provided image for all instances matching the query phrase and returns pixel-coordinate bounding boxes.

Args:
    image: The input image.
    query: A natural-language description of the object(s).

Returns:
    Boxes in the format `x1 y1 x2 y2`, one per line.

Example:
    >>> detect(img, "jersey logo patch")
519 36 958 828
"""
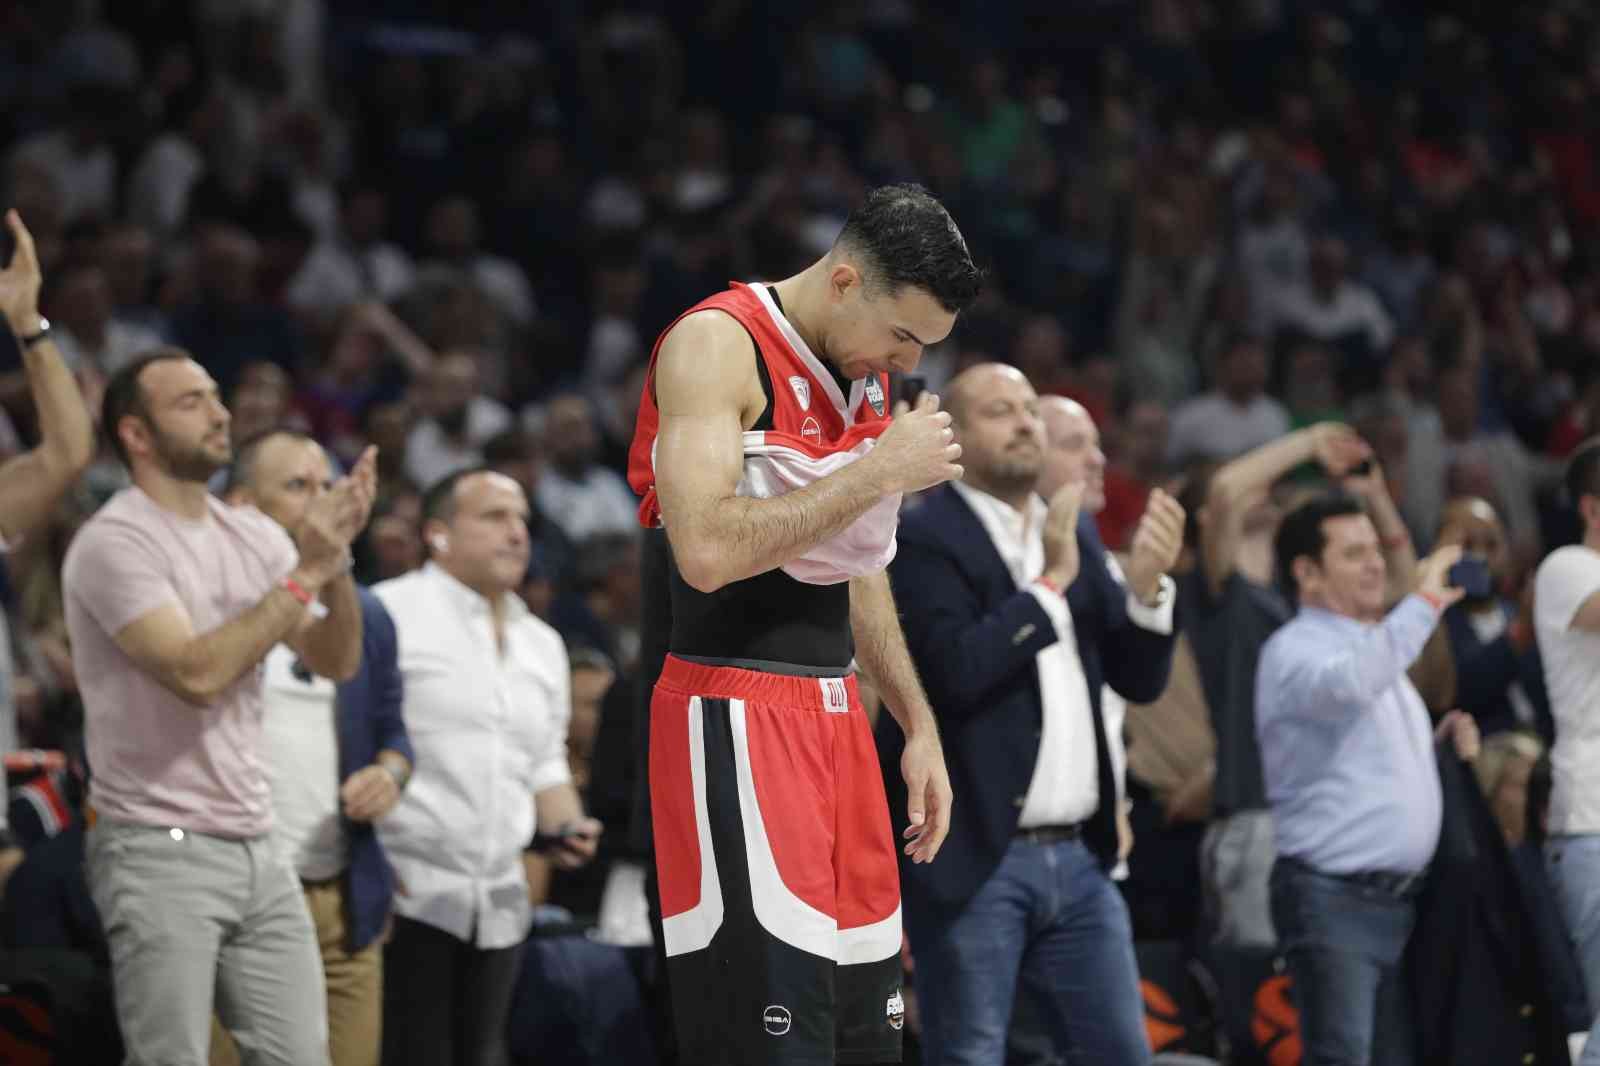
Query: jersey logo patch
865 375 886 416
887 990 905 1030
764 1005 792 1036
800 417 822 443
788 375 811 411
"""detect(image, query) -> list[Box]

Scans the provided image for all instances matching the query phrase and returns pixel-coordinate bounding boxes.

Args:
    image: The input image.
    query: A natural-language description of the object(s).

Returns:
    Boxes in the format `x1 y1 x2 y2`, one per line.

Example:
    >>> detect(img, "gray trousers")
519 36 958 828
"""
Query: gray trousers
86 817 330 1066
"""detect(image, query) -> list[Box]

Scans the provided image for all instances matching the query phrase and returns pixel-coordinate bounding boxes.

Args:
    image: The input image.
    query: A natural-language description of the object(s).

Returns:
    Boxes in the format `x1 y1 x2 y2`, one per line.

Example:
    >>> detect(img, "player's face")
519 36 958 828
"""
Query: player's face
829 278 956 380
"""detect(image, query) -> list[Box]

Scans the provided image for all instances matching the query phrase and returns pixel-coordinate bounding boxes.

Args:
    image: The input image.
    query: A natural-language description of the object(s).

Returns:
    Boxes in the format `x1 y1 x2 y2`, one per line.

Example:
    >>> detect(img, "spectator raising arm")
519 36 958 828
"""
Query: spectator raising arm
1204 422 1368 597
0 210 94 544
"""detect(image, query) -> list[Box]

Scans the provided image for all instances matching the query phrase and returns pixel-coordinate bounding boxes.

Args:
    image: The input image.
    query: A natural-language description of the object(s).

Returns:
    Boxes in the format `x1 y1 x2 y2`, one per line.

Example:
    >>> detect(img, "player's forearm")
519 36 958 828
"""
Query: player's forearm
850 572 938 739
672 457 894 592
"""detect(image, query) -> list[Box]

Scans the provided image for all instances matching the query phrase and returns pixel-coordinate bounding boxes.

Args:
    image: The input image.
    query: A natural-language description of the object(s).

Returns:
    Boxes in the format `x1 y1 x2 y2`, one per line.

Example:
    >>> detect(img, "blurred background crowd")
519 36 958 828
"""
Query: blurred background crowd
4 0 1600 1062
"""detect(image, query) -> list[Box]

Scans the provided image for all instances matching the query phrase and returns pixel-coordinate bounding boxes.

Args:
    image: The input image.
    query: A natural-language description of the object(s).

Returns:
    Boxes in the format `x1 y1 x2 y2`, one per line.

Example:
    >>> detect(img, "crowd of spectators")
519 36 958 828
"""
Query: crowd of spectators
5 0 1600 1062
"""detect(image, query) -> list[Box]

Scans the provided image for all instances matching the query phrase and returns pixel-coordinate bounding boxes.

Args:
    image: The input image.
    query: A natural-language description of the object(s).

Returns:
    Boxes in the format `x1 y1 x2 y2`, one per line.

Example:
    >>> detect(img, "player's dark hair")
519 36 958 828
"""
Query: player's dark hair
835 184 983 313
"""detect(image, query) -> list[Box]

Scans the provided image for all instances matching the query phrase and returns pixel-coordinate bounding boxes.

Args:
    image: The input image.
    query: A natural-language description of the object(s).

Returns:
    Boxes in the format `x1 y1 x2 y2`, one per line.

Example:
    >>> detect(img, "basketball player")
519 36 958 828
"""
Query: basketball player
628 184 982 1065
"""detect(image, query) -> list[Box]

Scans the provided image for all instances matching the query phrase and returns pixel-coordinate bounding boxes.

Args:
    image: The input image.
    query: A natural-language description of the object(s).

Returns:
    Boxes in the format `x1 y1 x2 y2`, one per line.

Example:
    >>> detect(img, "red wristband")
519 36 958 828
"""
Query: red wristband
1418 590 1445 614
1035 575 1062 596
283 577 314 607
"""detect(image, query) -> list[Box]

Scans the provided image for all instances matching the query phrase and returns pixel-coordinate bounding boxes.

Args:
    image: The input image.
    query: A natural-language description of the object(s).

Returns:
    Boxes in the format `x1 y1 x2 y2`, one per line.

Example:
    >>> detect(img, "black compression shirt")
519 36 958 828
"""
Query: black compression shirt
663 286 858 671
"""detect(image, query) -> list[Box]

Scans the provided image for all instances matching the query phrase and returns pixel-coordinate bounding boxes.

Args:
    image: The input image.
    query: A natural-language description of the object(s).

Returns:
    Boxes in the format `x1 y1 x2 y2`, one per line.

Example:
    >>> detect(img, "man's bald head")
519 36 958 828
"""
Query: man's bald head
941 363 1044 503
1036 395 1106 510
943 362 1031 427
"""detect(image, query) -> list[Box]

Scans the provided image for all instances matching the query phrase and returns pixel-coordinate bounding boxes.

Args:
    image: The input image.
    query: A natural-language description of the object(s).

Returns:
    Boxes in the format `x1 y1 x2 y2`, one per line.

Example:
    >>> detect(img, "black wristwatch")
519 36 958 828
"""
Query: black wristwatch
15 316 49 348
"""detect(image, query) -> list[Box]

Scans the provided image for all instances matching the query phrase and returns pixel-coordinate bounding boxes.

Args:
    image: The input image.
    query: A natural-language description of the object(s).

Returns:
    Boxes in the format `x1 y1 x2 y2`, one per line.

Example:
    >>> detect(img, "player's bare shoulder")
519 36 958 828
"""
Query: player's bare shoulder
654 309 763 417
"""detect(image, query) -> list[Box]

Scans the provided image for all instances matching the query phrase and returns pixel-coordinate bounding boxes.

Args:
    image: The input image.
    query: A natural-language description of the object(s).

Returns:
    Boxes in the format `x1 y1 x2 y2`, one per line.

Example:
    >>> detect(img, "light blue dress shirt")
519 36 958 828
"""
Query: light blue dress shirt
1255 595 1443 875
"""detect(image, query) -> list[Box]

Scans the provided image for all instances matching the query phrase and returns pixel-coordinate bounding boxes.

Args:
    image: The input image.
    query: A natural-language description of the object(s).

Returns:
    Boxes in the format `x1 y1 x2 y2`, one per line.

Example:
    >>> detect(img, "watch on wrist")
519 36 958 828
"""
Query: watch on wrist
16 316 49 348
379 759 409 792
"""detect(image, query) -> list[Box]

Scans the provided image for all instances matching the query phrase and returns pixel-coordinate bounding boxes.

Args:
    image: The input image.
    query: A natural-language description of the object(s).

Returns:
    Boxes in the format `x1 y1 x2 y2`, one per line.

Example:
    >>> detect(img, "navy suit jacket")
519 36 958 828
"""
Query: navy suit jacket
335 587 413 952
876 485 1177 919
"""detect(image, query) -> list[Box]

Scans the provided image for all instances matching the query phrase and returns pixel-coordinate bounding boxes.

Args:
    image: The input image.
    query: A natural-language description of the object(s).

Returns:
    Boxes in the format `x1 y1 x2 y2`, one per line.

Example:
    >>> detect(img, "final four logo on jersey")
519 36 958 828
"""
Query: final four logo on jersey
788 375 811 411
864 375 886 416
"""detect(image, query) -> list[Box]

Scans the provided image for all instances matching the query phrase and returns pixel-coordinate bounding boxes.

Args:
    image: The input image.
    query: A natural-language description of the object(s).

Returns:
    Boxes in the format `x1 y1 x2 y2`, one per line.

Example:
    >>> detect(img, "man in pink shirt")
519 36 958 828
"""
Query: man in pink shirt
63 348 375 1065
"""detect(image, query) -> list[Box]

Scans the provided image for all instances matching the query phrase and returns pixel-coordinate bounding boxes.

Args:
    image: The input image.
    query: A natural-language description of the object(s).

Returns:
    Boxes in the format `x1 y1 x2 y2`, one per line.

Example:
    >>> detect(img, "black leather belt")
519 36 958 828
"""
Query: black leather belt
1281 856 1426 899
1015 823 1084 846
1337 868 1427 899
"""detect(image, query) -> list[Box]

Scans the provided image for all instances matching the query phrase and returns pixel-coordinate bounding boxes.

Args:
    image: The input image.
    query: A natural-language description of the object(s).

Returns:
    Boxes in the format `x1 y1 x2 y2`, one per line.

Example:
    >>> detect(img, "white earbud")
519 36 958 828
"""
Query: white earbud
431 534 449 553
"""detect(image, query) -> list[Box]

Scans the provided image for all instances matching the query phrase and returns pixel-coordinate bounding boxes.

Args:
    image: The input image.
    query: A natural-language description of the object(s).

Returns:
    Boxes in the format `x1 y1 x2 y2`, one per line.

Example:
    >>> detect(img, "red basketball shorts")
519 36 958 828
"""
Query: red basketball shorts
650 654 905 1065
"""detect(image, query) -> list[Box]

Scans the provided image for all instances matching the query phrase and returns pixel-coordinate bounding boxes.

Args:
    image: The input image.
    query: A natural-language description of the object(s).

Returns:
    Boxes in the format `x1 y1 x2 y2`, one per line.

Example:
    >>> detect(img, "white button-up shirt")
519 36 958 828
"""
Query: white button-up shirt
375 563 573 949
952 482 1173 828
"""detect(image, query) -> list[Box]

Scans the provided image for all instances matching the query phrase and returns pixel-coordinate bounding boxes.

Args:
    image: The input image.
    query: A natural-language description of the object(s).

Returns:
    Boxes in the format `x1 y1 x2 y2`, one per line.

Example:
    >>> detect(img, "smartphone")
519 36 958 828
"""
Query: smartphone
528 823 594 853
1448 556 1493 599
895 374 927 409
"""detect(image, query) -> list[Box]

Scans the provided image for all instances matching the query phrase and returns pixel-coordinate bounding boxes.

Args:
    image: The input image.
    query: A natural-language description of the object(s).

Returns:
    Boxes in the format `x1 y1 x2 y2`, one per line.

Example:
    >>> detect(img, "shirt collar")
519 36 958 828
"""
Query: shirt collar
422 560 527 622
952 480 1047 540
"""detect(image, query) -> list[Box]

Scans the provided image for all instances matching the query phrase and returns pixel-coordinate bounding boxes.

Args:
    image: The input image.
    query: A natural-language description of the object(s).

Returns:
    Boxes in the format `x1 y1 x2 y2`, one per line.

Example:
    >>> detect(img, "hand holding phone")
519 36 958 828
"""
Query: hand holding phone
895 375 927 411
1447 556 1493 600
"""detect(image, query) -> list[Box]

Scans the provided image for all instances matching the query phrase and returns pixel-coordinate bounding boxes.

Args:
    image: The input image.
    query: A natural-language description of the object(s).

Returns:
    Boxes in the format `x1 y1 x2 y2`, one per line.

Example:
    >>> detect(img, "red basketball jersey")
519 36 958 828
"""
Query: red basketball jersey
627 282 899 585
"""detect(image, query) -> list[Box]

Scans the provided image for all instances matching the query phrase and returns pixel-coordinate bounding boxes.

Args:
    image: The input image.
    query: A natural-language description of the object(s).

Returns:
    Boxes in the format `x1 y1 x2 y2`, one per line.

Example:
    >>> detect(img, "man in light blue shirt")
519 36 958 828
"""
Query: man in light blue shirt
1256 491 1478 1066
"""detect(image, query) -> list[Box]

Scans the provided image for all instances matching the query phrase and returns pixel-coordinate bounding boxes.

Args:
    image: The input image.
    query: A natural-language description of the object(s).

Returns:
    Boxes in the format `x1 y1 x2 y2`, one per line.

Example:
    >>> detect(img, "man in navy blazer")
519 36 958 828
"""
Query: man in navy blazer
878 365 1183 1065
227 430 413 1066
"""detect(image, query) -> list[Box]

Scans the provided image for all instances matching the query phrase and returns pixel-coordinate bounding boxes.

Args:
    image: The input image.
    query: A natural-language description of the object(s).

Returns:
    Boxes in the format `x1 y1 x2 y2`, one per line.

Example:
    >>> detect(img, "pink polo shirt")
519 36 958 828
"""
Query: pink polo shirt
63 486 298 838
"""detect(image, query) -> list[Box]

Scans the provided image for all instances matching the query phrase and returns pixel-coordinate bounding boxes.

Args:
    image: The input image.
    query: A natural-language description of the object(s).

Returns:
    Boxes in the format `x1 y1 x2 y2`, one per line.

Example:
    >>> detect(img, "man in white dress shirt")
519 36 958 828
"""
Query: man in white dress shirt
375 467 602 1066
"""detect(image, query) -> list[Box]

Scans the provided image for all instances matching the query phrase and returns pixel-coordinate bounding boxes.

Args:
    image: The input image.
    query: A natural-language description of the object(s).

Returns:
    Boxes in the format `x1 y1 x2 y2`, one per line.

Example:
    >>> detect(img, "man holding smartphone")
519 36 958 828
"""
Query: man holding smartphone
374 467 602 1066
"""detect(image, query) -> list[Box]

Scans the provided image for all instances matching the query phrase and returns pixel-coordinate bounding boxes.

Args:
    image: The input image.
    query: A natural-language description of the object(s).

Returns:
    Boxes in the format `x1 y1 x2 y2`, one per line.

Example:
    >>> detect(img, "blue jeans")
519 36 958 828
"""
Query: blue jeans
1546 834 1600 1065
1269 859 1417 1066
905 836 1149 1066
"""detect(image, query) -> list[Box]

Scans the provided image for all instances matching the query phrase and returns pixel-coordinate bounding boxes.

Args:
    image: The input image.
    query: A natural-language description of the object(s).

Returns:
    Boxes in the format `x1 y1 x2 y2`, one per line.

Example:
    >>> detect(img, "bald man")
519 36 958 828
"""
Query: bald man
882 363 1184 1065
1435 497 1549 740
1038 395 1107 512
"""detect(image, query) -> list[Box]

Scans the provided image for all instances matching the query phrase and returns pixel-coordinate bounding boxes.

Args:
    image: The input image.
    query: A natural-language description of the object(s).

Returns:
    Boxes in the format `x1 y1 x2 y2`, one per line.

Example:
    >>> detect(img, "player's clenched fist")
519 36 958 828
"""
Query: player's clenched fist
871 391 964 494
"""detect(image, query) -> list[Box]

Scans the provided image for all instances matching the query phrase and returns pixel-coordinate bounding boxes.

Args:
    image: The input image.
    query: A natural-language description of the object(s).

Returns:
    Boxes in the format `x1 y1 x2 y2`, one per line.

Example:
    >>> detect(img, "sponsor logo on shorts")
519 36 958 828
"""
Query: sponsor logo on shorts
865 376 886 416
789 375 811 411
800 417 822 443
764 1005 792 1036
887 990 905 1031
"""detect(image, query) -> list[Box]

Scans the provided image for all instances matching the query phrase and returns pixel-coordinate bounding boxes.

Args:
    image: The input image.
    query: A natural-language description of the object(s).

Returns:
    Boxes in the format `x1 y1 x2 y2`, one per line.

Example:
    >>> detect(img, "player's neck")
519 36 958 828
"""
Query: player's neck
1585 526 1600 556
770 267 834 371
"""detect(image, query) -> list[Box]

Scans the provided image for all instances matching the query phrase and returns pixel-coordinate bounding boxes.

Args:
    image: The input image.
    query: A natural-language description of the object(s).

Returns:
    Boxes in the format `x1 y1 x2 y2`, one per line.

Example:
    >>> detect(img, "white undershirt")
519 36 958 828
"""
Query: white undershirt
261 644 346 880
952 483 1174 829
953 483 1099 826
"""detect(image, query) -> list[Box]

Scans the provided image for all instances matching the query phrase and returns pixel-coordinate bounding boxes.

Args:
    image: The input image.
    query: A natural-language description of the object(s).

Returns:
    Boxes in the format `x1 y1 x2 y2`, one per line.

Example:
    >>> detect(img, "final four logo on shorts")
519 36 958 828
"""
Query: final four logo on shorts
788 375 811 411
865 375 886 416
887 990 905 1031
